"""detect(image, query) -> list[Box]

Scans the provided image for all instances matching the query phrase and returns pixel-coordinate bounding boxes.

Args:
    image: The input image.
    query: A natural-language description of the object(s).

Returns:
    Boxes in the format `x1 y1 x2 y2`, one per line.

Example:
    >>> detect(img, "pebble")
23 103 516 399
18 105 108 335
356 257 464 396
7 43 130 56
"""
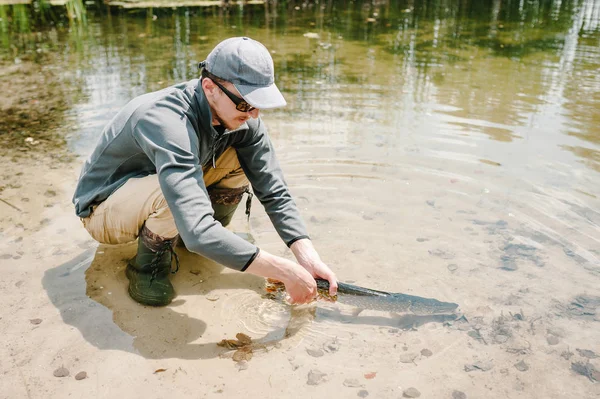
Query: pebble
306 348 325 357
420 349 433 357
464 360 494 372
323 338 340 353
494 334 510 344
343 378 363 388
53 367 69 377
403 387 421 398
546 335 560 345
30 319 42 325
75 371 87 380
452 391 467 399
307 369 328 386
416 238 428 242
206 295 220 301
236 361 249 371
576 349 598 359
514 360 529 372
357 390 369 398
399 352 418 363
447 264 458 272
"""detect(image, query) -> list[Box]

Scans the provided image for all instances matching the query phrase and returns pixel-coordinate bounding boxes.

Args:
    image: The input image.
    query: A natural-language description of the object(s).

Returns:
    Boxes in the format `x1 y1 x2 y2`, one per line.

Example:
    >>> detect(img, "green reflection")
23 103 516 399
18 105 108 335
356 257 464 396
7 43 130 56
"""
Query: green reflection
0 0 598 170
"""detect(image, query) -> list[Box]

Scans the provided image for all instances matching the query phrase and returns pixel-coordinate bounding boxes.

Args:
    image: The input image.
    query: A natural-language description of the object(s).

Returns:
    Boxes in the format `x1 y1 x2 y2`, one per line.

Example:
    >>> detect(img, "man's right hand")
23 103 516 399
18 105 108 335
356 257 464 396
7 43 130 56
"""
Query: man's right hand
245 250 317 304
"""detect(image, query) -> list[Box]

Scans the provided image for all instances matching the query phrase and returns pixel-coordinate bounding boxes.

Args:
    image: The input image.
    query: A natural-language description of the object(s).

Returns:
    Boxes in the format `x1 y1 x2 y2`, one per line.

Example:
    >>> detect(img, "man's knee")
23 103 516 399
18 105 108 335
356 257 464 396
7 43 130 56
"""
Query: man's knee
207 185 250 227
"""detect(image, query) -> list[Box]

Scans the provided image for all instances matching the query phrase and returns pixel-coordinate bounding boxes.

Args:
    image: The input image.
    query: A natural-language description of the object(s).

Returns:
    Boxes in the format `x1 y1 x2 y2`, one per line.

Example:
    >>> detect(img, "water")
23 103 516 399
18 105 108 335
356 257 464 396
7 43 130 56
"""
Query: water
1 1 600 396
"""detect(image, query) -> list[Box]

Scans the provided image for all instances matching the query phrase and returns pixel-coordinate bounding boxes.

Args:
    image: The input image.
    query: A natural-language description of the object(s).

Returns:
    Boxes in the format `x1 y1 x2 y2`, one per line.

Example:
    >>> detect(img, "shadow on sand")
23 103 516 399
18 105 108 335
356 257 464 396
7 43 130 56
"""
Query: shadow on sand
43 243 459 360
42 243 266 360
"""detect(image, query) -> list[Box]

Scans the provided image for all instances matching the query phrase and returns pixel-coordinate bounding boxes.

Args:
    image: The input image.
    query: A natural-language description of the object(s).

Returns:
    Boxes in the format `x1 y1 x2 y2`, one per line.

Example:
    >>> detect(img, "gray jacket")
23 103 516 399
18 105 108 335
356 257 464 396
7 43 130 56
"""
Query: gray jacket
73 79 308 271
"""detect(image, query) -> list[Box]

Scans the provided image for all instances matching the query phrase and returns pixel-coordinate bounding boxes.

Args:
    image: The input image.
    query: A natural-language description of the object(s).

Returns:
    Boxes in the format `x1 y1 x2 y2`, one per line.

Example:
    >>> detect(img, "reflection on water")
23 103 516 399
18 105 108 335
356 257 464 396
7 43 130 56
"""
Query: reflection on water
3 0 600 351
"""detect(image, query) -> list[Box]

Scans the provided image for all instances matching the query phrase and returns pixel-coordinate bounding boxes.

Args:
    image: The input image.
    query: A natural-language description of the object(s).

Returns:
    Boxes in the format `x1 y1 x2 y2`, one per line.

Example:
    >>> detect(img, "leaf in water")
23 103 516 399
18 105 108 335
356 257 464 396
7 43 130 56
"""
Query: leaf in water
217 339 244 350
364 372 377 379
233 347 253 362
154 369 167 374
235 333 252 345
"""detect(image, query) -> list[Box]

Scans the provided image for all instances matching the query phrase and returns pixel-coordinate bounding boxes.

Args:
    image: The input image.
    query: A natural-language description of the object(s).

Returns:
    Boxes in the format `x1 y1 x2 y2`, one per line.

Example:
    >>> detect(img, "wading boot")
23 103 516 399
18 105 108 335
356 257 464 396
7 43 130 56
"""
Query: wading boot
208 185 252 227
126 224 180 306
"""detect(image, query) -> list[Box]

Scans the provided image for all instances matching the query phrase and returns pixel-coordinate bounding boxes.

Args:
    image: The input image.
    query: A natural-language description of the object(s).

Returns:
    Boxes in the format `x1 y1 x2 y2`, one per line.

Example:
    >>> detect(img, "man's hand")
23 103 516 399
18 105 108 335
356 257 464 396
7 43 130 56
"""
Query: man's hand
245 250 317 304
290 238 338 296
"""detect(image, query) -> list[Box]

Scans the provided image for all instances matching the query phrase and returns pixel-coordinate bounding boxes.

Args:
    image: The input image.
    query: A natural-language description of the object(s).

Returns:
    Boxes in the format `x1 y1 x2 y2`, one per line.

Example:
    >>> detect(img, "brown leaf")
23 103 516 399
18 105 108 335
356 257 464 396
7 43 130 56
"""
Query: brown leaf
364 372 377 379
154 368 167 374
217 339 244 350
235 333 252 345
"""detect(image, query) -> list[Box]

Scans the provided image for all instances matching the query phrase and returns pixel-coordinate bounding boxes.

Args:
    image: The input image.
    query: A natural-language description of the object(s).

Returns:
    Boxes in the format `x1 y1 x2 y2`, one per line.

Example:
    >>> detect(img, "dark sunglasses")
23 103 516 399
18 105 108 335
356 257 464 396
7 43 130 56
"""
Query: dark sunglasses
201 69 255 113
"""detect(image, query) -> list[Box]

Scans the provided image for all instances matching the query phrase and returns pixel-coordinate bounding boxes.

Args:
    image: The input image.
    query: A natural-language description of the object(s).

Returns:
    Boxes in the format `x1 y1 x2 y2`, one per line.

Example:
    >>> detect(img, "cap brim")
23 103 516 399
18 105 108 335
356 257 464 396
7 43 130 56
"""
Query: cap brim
234 83 287 109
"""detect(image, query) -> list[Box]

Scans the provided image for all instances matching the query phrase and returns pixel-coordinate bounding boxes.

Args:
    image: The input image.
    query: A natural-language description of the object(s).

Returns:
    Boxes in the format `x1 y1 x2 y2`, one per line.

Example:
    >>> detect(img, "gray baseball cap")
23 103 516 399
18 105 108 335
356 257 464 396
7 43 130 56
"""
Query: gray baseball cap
200 37 286 109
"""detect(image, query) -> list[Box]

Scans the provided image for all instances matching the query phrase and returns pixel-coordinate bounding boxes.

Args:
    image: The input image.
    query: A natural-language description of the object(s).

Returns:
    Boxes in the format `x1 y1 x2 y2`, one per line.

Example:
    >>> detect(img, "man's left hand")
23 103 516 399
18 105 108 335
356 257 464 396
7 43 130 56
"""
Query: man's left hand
290 238 338 296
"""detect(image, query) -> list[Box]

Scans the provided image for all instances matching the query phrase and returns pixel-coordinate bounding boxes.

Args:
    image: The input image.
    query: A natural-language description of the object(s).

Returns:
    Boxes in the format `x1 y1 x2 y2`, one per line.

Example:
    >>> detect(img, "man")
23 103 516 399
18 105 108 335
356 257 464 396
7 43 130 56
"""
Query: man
73 37 337 307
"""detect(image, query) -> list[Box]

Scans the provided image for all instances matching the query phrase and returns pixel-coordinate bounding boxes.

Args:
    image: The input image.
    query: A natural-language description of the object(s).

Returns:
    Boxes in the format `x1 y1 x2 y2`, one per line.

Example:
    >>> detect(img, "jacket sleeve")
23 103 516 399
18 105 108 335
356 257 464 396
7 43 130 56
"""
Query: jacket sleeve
234 118 310 247
132 104 259 271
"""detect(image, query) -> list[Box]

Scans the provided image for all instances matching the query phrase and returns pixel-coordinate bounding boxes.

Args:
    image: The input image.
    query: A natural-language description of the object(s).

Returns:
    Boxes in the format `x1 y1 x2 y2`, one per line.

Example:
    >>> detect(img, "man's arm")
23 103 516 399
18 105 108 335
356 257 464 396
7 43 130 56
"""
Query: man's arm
235 119 337 296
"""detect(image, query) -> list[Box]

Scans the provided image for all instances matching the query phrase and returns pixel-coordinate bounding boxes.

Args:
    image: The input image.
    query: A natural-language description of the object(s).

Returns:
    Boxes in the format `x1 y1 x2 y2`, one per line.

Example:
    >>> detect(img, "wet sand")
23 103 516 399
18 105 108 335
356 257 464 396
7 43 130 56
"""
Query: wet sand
1 127 599 398
1 3 600 397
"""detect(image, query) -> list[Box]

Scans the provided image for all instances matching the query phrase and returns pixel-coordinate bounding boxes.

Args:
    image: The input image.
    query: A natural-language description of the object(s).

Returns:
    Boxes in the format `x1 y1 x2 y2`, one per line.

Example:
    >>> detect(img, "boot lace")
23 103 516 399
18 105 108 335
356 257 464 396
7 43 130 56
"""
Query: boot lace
149 240 180 285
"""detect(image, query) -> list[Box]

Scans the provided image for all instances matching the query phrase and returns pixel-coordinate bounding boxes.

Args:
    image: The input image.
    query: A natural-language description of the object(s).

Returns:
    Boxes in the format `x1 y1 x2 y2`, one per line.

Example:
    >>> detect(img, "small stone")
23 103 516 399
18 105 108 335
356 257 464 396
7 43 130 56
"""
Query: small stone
546 335 560 345
53 367 69 377
447 264 458 272
399 352 418 363
452 391 467 399
306 348 324 357
75 371 87 380
576 349 598 359
416 238 428 242
357 390 369 398
236 361 249 371
403 387 421 398
514 360 529 372
464 360 494 372
307 369 328 385
30 319 42 325
206 295 220 301
420 349 433 357
343 378 363 388
323 338 340 353
561 350 574 360
494 334 510 344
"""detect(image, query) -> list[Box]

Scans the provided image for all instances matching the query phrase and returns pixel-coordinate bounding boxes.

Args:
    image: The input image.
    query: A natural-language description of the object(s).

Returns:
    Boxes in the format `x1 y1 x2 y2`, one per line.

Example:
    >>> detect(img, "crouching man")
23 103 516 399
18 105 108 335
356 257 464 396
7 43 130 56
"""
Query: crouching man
73 37 337 307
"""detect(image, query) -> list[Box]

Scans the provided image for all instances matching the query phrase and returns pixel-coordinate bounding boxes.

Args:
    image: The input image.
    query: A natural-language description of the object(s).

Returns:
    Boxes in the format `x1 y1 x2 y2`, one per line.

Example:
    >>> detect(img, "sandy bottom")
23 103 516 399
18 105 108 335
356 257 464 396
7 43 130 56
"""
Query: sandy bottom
1 145 599 399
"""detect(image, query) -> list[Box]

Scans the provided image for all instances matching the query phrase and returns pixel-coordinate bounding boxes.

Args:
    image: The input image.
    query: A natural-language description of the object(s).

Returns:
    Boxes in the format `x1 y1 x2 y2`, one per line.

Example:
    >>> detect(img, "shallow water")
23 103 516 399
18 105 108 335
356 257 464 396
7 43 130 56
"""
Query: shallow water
1 0 600 396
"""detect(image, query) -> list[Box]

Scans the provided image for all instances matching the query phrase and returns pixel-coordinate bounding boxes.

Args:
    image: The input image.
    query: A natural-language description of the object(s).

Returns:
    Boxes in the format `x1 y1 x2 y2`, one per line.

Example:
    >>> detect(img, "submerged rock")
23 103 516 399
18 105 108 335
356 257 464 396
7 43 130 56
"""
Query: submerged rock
307 369 328 385
53 367 69 377
452 391 467 399
514 360 529 372
403 387 421 398
75 371 87 380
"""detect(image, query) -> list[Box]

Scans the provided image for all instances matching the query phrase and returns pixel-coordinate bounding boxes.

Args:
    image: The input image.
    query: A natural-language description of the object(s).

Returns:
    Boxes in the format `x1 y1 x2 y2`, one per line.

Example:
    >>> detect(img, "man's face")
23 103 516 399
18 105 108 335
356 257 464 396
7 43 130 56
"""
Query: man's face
202 78 260 130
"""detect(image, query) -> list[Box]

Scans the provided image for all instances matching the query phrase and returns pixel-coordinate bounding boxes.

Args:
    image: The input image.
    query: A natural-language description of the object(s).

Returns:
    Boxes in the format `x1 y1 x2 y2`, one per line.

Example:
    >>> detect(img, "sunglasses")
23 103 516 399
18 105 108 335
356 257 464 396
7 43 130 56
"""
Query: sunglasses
202 69 255 113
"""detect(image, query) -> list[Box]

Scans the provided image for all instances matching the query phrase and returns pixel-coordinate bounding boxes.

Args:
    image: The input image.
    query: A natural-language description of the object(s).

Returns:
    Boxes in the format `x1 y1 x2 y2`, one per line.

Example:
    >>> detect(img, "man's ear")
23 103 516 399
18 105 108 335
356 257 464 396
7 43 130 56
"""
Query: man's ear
201 78 217 96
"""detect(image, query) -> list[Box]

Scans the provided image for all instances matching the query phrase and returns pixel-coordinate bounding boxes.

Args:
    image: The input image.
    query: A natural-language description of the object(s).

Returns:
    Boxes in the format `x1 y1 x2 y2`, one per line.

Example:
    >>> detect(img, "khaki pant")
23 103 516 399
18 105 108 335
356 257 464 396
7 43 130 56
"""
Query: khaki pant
81 147 248 244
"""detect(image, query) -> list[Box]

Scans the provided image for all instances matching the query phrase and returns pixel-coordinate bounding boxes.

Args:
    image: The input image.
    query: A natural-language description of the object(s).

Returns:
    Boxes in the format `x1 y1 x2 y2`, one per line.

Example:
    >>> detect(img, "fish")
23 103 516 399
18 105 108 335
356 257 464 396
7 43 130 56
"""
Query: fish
315 279 459 316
